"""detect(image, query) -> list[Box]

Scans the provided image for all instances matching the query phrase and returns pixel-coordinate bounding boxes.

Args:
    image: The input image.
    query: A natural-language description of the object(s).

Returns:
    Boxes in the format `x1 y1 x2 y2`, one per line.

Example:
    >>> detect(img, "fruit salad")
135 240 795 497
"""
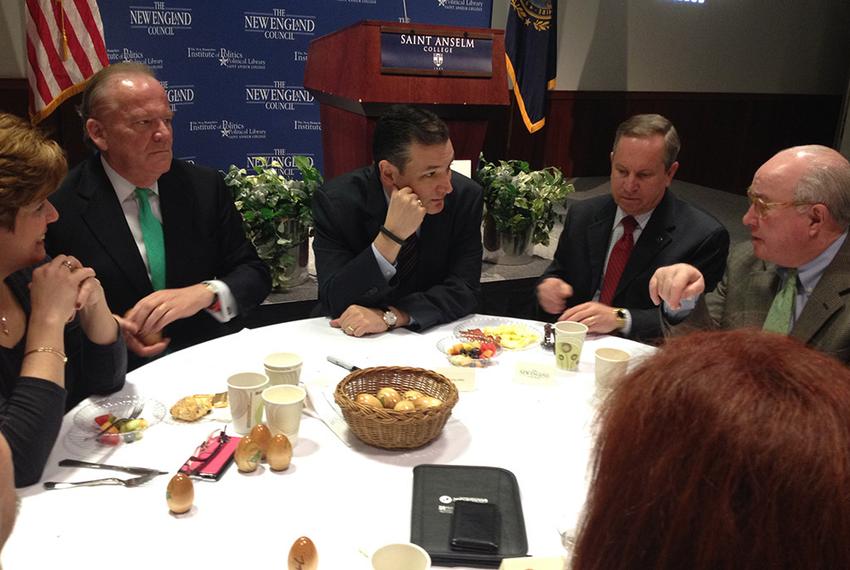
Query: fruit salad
94 413 149 445
446 339 499 367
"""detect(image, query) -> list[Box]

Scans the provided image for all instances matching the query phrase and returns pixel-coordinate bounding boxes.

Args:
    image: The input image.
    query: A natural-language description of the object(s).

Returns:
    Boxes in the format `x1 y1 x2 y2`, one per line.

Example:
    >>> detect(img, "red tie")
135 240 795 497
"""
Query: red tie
599 216 637 306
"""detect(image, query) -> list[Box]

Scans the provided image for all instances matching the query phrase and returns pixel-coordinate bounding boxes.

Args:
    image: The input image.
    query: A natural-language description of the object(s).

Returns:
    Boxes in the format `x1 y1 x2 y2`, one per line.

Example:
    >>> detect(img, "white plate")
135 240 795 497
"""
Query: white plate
452 317 544 350
67 395 165 452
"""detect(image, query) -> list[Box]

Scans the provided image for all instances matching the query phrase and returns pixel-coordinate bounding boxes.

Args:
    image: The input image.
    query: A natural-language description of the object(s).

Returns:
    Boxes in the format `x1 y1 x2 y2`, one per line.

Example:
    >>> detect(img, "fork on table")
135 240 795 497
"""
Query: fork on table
43 472 158 490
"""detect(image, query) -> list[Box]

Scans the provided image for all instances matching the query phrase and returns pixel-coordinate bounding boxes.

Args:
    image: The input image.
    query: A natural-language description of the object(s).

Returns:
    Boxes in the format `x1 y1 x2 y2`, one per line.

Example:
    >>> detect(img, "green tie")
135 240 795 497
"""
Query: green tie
134 187 166 291
763 269 797 334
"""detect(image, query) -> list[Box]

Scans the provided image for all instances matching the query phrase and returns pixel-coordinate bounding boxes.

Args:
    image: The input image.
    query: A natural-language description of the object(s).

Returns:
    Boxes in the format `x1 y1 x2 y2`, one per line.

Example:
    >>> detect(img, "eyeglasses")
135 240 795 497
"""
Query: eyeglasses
179 428 231 477
746 188 815 218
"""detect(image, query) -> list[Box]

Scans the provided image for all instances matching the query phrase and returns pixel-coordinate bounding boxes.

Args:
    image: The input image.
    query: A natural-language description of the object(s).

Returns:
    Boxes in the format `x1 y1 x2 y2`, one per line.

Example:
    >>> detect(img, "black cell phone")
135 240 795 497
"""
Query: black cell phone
449 500 501 553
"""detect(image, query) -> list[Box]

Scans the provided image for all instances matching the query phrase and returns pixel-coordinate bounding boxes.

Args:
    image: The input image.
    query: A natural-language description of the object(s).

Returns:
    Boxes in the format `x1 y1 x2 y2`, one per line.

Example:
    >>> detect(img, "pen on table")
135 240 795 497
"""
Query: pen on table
326 356 359 371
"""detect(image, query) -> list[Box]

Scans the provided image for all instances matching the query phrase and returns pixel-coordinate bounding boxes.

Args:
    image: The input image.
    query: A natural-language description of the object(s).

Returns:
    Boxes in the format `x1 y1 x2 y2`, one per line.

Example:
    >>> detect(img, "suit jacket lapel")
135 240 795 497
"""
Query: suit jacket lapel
616 191 675 296
158 164 196 288
744 262 777 327
586 199 617 294
79 157 152 298
364 166 389 244
792 236 850 343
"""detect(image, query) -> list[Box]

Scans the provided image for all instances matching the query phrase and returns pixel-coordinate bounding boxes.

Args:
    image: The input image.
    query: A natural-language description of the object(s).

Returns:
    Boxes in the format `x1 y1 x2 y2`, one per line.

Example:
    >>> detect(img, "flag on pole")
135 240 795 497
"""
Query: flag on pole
505 0 558 133
26 0 109 124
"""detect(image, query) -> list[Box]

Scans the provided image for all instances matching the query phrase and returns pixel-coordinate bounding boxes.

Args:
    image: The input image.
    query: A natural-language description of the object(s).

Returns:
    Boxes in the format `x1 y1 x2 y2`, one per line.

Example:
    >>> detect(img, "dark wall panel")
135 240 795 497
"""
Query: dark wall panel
489 91 843 194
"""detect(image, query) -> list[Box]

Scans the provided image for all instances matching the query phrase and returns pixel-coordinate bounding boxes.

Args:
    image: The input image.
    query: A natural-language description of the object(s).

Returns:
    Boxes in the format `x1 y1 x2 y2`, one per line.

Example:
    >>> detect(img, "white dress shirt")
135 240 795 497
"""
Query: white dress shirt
100 156 237 322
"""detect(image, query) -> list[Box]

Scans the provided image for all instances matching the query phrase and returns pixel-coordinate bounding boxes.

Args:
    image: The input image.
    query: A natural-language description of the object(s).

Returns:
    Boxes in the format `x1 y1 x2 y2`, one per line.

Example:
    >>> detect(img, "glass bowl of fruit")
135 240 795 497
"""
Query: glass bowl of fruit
72 395 165 446
437 337 500 367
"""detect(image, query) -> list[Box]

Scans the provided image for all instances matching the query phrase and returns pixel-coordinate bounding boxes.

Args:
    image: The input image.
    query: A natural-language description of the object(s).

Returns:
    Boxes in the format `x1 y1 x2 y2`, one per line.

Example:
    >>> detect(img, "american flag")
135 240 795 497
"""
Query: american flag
26 0 109 124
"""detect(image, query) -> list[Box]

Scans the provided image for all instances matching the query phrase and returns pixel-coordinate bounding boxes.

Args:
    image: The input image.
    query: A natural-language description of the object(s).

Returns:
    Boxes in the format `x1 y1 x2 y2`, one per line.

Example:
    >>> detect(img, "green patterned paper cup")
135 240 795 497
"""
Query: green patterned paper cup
554 321 588 371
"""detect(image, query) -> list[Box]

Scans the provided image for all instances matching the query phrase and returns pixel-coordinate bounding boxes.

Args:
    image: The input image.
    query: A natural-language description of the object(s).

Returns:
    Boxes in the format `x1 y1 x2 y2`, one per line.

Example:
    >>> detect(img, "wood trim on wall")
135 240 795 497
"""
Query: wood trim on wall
484 91 843 194
3 79 843 194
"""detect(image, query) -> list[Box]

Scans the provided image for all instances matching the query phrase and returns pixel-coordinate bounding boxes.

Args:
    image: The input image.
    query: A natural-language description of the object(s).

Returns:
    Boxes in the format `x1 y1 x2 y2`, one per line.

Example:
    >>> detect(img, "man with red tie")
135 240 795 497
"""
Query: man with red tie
536 114 729 343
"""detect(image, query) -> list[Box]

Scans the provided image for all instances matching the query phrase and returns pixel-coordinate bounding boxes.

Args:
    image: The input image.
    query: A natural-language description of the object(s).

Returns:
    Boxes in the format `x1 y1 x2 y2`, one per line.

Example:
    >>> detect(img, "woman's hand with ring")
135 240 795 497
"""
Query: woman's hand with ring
30 256 96 326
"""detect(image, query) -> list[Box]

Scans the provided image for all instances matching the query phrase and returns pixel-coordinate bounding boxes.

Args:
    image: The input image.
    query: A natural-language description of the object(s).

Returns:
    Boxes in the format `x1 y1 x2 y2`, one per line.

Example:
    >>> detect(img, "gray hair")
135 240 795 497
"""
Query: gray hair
612 114 680 170
792 145 850 229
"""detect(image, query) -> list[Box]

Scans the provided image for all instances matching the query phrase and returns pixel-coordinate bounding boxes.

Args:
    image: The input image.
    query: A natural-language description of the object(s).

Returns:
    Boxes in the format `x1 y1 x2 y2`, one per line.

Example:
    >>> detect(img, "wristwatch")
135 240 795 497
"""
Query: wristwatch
202 281 221 312
382 308 398 330
613 308 628 329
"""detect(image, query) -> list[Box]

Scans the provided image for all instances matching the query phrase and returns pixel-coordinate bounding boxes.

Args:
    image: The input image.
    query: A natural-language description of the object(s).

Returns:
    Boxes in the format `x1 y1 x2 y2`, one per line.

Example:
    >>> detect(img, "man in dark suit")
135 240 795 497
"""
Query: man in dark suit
46 63 270 368
650 145 850 363
537 114 729 342
312 105 483 336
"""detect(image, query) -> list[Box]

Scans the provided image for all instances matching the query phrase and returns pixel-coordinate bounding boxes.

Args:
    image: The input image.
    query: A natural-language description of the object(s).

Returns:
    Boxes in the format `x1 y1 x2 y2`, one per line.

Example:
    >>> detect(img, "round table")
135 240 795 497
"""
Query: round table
4 315 655 569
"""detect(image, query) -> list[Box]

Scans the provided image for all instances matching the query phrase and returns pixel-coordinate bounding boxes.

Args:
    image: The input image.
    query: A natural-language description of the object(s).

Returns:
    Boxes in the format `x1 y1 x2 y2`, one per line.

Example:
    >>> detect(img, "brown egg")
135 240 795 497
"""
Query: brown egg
139 330 163 346
124 310 163 346
393 399 416 412
288 536 318 570
249 423 272 458
166 473 194 514
355 393 383 408
376 387 401 409
234 435 262 473
403 390 424 401
414 395 443 409
267 433 292 471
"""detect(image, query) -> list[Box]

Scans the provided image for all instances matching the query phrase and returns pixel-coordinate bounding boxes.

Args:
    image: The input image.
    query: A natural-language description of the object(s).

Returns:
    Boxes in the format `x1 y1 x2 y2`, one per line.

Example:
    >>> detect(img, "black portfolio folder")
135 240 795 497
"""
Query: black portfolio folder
410 464 528 567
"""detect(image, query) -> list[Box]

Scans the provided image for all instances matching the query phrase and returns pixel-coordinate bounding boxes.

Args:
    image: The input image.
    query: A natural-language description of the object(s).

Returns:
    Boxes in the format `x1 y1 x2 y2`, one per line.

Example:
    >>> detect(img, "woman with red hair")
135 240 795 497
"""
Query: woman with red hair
572 329 850 570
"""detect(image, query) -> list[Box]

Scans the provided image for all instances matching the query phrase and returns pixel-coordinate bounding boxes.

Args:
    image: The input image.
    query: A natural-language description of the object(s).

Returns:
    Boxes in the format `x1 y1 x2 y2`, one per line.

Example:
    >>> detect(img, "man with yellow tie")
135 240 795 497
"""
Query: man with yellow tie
46 63 270 369
649 145 850 363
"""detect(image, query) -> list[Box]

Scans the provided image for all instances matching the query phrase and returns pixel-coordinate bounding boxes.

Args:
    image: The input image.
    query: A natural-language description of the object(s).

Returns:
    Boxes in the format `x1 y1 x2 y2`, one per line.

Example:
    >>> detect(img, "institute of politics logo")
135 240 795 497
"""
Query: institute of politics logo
106 47 163 69
511 0 553 30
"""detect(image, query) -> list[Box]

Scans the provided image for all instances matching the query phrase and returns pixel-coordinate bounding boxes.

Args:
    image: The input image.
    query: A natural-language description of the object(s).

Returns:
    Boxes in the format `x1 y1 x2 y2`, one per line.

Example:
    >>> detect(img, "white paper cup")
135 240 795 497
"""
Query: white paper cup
227 372 269 435
595 347 631 394
554 321 588 371
263 352 303 386
262 384 306 444
371 543 431 570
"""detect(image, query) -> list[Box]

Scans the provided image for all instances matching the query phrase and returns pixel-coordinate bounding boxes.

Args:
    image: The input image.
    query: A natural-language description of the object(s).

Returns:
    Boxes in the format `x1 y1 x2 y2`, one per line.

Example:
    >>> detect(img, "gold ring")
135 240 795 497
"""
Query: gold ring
61 261 74 271
417 199 423 207
346 326 354 334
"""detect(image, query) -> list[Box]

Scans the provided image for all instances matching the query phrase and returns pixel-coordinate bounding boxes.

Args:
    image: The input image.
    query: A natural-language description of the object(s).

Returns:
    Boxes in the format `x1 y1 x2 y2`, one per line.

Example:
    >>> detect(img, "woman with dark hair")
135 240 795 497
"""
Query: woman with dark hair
0 113 125 487
572 329 850 570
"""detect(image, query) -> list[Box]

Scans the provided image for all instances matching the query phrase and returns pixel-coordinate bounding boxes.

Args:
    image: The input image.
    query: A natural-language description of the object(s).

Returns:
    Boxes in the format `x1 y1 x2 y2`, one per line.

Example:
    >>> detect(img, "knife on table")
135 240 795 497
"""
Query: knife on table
59 458 167 476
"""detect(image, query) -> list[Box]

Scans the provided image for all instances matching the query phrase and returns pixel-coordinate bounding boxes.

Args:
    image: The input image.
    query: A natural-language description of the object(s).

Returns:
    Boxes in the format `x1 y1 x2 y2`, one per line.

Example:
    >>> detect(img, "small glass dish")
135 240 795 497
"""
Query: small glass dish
436 336 500 368
72 395 165 446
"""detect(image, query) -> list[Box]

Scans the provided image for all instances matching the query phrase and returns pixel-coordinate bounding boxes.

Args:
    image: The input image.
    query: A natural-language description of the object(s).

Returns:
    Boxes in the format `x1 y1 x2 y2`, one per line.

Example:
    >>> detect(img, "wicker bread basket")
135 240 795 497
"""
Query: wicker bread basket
334 366 459 449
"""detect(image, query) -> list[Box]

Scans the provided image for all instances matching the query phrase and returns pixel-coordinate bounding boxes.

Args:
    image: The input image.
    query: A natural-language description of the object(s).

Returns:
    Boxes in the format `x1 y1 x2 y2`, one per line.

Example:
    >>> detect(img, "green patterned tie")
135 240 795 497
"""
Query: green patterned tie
762 268 797 334
134 187 166 291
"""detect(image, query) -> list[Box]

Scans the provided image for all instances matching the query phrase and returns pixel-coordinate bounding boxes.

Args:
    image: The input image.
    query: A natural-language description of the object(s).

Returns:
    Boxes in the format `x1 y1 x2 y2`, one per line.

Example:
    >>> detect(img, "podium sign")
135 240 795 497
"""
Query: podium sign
380 27 493 77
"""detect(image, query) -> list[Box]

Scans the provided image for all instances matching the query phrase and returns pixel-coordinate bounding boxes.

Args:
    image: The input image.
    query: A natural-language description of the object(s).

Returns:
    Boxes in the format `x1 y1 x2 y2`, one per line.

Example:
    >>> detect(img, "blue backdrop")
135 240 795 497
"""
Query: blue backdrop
98 1 493 179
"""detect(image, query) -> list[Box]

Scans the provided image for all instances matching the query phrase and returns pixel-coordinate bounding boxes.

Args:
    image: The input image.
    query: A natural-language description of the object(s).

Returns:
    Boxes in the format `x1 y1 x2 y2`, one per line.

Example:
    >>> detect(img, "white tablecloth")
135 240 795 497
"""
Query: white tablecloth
3 316 655 569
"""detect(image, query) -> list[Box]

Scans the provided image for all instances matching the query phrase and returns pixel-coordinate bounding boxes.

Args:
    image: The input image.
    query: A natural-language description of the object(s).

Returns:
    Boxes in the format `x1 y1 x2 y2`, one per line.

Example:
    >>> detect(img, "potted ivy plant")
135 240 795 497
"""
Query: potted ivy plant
224 156 323 290
475 155 574 265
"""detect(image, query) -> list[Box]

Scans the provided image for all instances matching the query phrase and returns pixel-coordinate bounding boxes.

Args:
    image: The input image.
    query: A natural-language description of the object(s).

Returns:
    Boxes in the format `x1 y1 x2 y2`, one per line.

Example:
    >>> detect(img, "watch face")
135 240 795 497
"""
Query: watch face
383 311 397 326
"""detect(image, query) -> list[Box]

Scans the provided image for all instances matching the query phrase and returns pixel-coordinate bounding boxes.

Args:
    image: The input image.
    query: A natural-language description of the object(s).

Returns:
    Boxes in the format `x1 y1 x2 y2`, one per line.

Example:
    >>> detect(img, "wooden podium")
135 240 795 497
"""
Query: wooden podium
304 20 509 181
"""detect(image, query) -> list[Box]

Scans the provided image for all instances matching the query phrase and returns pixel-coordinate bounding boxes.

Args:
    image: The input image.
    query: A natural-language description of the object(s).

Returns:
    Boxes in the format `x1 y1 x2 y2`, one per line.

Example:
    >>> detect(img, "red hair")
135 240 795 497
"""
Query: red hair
572 329 850 570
